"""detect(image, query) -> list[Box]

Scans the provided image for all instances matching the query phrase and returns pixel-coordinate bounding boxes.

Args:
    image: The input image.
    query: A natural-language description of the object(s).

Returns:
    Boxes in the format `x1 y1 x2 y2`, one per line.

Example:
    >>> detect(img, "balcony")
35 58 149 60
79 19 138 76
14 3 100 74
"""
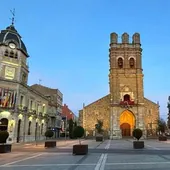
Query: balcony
119 100 135 108
17 105 28 112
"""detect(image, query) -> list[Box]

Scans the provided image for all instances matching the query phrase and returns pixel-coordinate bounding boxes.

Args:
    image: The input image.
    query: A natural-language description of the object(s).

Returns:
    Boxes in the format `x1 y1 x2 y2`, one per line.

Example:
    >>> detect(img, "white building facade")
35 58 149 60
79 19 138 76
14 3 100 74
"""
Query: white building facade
0 24 54 143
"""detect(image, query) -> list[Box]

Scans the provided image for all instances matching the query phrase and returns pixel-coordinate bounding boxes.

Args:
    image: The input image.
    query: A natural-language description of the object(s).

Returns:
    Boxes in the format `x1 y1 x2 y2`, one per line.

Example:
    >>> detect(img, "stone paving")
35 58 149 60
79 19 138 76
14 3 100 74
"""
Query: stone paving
1 139 170 169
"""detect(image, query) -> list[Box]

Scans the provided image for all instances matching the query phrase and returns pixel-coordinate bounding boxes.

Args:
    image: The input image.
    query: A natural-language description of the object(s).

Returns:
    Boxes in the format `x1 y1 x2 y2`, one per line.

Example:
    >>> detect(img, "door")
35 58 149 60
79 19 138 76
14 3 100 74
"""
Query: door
120 123 131 136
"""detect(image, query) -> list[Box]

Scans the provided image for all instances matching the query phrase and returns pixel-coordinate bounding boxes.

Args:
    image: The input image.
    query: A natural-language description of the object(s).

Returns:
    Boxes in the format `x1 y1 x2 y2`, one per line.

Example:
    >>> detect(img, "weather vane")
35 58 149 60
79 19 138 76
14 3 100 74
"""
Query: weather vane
10 8 15 25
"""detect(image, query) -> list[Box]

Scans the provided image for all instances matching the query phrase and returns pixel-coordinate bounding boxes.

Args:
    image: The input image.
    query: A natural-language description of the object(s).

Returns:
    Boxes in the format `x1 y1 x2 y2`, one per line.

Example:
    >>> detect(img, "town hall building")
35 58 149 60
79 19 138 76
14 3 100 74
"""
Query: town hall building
79 33 159 139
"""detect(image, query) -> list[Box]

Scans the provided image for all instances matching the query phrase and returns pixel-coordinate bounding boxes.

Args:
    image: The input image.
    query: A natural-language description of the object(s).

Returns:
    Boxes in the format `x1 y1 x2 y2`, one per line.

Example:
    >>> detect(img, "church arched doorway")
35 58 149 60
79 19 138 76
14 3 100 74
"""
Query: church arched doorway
120 110 135 137
120 123 131 136
0 118 8 131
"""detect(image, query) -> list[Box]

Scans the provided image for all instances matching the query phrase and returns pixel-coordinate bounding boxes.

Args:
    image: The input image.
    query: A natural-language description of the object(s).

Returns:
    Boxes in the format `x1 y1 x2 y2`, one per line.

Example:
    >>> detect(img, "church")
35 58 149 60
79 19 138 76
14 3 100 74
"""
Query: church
79 33 159 139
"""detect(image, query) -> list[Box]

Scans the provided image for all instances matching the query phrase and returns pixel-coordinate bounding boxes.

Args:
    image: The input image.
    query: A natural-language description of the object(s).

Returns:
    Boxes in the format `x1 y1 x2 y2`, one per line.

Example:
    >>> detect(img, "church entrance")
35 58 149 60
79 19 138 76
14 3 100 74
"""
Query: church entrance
120 110 135 137
120 123 130 136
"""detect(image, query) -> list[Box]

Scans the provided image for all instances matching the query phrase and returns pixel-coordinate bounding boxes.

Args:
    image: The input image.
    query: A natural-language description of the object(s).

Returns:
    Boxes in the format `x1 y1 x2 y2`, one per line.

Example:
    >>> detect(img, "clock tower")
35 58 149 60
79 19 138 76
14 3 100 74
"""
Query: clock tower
0 24 29 84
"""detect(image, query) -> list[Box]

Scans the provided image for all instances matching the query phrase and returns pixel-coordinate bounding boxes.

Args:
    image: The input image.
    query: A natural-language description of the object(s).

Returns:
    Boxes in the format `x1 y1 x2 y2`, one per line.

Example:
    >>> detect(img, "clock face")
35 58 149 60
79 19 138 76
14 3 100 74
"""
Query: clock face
9 43 16 49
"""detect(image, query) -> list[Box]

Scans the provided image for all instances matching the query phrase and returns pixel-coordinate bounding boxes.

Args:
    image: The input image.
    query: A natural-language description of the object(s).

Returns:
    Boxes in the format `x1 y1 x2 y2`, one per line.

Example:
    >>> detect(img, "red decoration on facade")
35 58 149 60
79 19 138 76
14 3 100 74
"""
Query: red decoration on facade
119 100 135 106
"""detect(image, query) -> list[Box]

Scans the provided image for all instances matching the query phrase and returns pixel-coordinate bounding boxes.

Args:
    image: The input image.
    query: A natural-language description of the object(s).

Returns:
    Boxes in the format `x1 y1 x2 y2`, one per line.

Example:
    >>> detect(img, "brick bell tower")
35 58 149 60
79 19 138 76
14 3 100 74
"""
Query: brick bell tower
109 32 146 139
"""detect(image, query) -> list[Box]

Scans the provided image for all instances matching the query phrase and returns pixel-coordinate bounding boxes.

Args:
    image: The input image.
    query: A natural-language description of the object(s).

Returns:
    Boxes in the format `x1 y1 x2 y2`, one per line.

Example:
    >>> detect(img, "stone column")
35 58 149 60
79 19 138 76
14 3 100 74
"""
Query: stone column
110 107 113 139
111 107 122 139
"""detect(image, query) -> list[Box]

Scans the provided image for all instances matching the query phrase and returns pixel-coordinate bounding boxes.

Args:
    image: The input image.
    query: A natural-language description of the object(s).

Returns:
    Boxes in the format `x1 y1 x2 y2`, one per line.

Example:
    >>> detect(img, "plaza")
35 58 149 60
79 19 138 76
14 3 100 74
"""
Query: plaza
1 139 170 170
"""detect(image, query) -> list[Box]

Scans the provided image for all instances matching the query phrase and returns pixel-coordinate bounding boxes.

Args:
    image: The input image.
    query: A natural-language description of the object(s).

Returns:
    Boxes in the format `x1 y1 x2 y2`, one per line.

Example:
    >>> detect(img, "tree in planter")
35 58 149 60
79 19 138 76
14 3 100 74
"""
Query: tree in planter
73 126 84 145
132 128 144 149
95 119 104 141
95 119 103 134
72 121 78 139
133 128 143 141
0 131 9 144
44 130 56 148
45 130 54 139
157 118 167 141
0 131 12 153
69 119 74 139
72 126 88 155
157 118 166 135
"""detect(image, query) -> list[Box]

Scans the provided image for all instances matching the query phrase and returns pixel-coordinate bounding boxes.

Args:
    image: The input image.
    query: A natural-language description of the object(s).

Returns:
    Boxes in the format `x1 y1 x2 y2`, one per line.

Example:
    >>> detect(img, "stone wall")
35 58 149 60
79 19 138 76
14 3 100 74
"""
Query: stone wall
81 95 110 137
144 98 159 132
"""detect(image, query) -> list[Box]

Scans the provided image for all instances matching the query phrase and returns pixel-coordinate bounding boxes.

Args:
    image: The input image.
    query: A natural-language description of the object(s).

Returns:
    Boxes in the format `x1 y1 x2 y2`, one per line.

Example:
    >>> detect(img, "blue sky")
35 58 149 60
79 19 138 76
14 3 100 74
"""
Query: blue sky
0 0 170 118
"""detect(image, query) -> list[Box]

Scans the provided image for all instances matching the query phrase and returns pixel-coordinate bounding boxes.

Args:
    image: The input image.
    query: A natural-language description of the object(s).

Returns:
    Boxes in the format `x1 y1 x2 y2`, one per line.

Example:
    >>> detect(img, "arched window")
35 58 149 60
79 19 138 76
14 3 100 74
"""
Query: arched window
118 58 123 68
129 58 135 68
4 50 9 56
123 94 130 101
28 121 31 135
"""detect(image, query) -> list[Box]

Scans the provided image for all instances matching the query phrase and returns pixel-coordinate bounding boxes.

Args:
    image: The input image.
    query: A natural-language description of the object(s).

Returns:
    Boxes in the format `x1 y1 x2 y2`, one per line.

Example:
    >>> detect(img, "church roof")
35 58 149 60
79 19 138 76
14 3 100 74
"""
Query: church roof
0 25 28 56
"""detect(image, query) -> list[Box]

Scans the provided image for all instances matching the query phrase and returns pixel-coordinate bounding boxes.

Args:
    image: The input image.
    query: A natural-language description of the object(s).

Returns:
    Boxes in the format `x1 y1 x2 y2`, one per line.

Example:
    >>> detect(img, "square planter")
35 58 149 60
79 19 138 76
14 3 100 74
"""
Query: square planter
73 145 88 155
133 141 144 149
96 136 103 142
45 141 56 148
158 136 167 141
0 144 12 153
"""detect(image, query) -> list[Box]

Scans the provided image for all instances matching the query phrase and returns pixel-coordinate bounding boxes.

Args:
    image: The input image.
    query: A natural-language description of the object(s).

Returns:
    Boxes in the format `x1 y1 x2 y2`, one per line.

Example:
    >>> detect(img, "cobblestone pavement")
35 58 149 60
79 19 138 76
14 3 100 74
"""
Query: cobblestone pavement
1 139 170 170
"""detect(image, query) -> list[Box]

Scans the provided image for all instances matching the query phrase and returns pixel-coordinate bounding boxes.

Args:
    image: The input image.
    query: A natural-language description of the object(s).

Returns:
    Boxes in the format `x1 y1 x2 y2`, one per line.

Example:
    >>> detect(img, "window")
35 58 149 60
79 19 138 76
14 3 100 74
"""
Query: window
129 58 135 68
30 100 33 110
28 121 31 135
4 50 9 56
22 73 27 83
118 58 123 68
9 51 14 58
41 123 44 135
20 95 24 108
42 105 45 113
123 94 130 101
15 52 18 59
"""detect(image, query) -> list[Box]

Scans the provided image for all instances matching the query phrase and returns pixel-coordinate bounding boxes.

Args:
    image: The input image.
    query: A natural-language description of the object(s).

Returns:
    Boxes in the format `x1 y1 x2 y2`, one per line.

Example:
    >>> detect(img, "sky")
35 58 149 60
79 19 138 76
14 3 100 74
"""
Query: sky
0 0 170 118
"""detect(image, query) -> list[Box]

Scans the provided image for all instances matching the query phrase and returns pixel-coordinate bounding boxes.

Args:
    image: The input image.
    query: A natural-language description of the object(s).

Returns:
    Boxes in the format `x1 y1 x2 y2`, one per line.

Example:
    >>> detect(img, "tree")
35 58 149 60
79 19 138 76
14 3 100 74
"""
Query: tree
95 119 103 134
158 118 166 134
73 126 84 145
133 128 143 141
167 96 170 128
74 121 77 128
69 119 74 139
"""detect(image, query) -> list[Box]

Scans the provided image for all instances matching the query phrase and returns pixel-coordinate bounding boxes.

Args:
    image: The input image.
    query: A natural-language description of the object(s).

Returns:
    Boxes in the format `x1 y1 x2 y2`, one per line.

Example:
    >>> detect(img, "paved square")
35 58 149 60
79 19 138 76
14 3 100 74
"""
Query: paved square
1 139 170 170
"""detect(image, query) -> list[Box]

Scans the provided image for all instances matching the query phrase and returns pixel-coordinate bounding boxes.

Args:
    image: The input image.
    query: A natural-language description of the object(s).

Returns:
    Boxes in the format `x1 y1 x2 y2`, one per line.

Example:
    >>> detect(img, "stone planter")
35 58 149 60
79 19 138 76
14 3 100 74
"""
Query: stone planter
158 136 167 141
96 134 103 142
133 141 144 149
73 144 88 155
45 141 56 148
0 144 12 153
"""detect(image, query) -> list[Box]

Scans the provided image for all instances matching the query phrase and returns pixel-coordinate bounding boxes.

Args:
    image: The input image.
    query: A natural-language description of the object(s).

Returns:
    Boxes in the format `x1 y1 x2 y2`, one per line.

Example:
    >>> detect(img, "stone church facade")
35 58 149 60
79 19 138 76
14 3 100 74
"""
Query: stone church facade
79 33 159 139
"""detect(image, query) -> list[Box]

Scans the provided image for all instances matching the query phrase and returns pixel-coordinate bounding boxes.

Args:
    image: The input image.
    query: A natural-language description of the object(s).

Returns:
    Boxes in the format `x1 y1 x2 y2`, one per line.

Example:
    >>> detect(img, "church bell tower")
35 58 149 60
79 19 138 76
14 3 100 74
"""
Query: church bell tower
109 32 145 139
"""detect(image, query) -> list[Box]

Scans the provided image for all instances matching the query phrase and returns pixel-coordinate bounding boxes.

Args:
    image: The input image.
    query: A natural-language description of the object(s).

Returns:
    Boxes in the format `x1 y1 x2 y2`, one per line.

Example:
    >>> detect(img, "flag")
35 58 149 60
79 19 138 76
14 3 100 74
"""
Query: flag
3 88 9 107
10 91 14 108
13 92 17 108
